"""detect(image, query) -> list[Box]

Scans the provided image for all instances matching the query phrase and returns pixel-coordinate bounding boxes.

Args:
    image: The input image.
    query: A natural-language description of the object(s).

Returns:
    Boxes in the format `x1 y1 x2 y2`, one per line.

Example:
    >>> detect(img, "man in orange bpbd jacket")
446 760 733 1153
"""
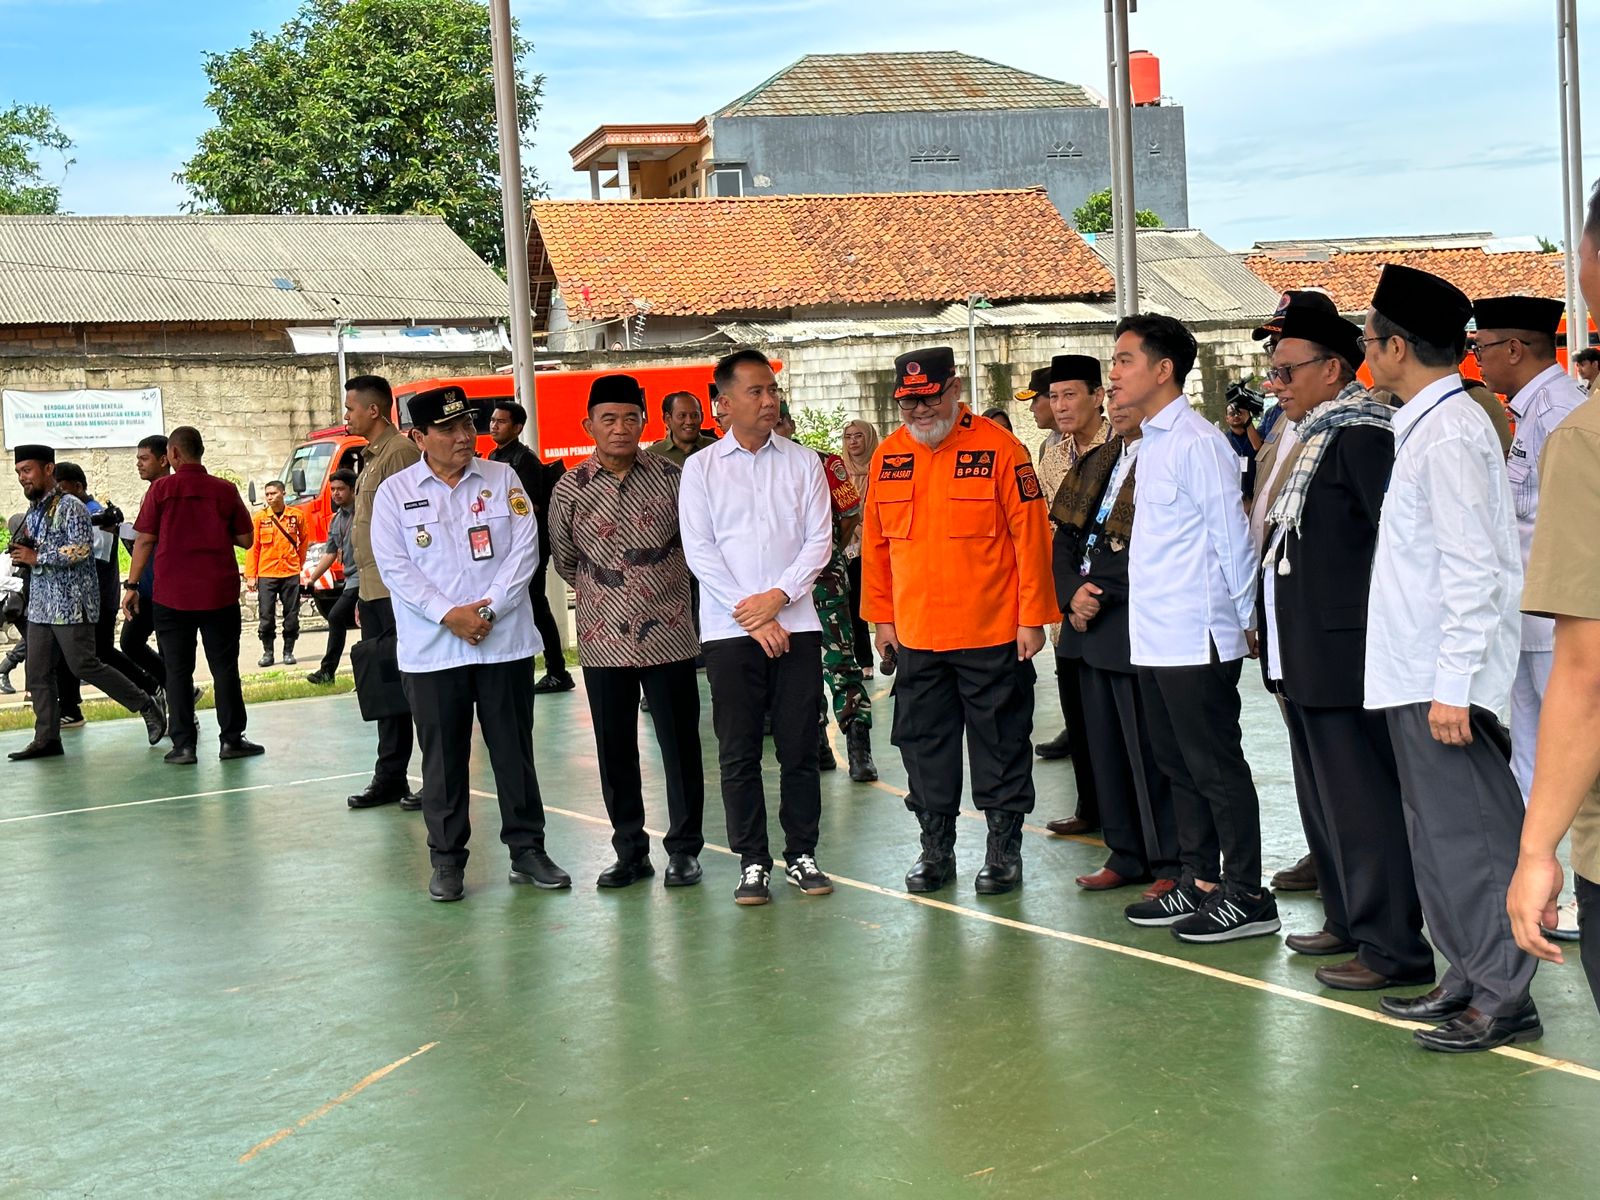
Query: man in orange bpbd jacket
862 346 1058 897
244 479 309 667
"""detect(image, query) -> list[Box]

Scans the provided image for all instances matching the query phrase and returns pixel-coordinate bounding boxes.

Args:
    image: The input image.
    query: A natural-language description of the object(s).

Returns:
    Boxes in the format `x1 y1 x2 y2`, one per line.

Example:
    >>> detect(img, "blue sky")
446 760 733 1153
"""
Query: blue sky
3 0 1595 250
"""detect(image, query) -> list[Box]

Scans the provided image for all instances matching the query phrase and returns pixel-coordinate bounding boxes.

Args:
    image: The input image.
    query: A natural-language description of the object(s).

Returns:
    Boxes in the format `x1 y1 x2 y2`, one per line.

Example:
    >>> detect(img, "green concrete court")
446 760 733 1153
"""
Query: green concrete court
4 668 1599 1198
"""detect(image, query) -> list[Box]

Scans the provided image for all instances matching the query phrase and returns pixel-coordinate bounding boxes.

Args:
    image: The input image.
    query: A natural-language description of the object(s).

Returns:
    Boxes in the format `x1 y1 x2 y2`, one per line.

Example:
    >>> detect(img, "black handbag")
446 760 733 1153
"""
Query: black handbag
350 631 411 722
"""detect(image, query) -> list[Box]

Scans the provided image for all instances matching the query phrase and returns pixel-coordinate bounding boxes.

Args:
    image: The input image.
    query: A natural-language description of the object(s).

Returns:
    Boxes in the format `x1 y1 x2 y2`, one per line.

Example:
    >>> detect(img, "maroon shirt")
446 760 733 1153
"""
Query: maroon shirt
134 463 253 611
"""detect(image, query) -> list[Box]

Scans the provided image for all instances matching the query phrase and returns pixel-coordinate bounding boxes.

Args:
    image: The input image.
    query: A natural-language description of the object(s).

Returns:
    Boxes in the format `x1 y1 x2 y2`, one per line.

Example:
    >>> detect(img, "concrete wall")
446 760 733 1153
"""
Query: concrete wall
711 106 1189 228
0 344 509 514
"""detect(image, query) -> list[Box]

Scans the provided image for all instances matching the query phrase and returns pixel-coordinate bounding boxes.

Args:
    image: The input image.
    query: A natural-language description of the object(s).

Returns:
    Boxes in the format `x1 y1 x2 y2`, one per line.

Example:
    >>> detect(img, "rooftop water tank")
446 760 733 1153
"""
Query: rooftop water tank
1130 50 1161 106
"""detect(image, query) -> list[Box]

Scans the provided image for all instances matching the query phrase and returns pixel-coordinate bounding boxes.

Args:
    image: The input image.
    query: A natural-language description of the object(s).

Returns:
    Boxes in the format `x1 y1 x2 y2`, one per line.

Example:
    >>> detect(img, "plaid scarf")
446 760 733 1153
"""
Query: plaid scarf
1051 435 1134 546
1264 382 1392 576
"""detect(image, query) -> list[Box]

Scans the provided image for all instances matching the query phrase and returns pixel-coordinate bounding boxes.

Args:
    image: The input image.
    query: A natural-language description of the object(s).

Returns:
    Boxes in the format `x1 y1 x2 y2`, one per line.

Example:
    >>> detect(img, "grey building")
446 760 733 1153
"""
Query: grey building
569 51 1189 228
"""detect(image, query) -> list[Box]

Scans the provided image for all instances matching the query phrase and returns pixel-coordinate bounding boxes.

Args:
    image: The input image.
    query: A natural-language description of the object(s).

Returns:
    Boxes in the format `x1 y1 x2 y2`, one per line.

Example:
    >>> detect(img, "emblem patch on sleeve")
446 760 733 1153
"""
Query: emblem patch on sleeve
509 492 532 517
953 450 995 479
1015 462 1043 502
878 453 915 482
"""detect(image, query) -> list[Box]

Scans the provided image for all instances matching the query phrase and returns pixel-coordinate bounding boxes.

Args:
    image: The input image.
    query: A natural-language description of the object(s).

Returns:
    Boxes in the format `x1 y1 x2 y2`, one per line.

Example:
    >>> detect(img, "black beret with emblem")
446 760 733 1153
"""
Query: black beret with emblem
1370 264 1472 348
893 347 956 399
1472 295 1565 339
588 373 646 412
1014 366 1051 401
1253 289 1339 341
407 385 474 430
1275 306 1365 373
13 443 55 465
1048 354 1102 389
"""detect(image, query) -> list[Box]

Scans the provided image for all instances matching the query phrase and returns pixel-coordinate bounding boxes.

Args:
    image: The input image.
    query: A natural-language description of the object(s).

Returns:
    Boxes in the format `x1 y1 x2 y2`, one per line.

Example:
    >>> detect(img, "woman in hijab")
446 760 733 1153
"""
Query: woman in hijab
841 419 879 675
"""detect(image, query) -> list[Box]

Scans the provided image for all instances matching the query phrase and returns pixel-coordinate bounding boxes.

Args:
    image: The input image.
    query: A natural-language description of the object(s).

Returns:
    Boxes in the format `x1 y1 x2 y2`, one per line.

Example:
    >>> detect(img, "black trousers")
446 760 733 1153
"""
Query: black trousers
318 587 359 675
1137 654 1262 890
1282 700 1432 979
119 596 165 689
583 659 705 859
703 632 822 868
1579 874 1600 1016
844 555 873 669
1079 663 1180 880
1055 652 1100 825
403 657 546 869
256 576 300 646
154 603 246 749
892 642 1036 817
58 566 160 708
529 559 568 679
357 598 414 784
27 621 150 742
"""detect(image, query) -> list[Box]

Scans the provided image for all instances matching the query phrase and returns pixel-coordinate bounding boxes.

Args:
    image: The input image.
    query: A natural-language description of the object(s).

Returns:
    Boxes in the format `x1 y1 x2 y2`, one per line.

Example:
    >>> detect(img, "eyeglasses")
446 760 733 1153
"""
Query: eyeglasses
1263 356 1331 387
1470 337 1518 360
1358 332 1420 354
896 380 952 411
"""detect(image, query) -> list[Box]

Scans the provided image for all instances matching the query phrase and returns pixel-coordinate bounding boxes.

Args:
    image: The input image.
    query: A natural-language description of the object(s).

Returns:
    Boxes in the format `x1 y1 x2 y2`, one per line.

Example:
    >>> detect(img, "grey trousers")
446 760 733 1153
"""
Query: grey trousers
25 621 149 743
1385 702 1536 1017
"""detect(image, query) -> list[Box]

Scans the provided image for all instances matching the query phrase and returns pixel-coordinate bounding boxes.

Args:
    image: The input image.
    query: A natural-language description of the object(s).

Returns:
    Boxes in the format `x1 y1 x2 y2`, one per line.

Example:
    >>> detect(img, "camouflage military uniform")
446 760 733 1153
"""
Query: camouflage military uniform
815 452 871 731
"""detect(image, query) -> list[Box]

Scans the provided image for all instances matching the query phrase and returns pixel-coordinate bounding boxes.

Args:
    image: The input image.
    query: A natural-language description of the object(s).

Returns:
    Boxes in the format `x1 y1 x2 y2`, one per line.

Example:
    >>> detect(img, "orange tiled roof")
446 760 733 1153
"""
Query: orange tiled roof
529 189 1114 322
1245 248 1567 314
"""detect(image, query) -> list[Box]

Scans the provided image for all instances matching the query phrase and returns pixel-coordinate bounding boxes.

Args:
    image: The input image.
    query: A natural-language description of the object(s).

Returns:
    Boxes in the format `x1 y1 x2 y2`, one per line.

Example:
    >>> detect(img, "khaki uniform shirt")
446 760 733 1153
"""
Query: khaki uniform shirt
354 424 423 602
649 433 718 467
1521 396 1600 881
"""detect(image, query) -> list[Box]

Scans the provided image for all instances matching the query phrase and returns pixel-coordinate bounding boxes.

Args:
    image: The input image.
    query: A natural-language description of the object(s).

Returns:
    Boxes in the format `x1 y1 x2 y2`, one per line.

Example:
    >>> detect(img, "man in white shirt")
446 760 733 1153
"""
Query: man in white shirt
1113 313 1278 945
1471 295 1584 803
679 348 835 907
371 385 571 902
1361 264 1538 1053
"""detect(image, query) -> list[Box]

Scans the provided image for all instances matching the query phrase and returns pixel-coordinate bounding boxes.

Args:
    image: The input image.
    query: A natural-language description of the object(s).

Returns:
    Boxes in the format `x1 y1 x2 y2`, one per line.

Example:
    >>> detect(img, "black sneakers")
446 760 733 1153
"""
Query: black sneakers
1124 879 1205 926
1170 885 1282 944
508 850 573 889
429 866 465 902
219 738 265 760
735 862 771 906
785 854 834 895
140 700 167 746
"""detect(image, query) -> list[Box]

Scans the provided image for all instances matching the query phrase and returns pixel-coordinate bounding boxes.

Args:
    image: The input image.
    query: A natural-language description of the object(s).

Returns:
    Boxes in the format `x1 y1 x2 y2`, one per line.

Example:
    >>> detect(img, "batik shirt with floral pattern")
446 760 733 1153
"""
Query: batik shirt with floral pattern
23 487 98 624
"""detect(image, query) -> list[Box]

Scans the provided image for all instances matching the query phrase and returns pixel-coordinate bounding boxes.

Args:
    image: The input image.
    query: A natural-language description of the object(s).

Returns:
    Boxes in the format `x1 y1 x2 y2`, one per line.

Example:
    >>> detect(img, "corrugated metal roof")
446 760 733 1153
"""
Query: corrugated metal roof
1089 228 1280 322
718 52 1096 117
0 214 511 327
717 299 1119 345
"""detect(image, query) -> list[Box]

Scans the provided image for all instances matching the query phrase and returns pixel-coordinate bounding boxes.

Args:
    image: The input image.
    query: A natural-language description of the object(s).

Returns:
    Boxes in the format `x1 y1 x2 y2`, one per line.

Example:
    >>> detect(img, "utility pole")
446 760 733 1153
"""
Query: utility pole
1104 0 1139 316
1559 0 1588 373
488 0 538 448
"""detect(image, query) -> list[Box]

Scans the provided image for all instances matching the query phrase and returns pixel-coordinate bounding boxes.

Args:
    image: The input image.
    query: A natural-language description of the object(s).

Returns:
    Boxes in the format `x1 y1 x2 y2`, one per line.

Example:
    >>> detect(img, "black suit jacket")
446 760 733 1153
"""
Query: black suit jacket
1052 517 1088 661
1259 424 1393 709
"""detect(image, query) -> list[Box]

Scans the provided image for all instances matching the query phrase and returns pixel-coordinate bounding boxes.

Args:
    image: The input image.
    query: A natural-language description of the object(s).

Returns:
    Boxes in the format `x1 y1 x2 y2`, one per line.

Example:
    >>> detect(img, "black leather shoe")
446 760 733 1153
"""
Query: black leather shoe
163 745 198 765
398 790 422 811
140 700 167 746
509 850 572 889
1379 985 1472 1022
664 853 703 887
347 777 405 809
533 673 576 695
429 866 465 902
974 810 1025 895
1414 1001 1542 1053
8 739 64 762
1286 929 1357 956
219 737 265 760
597 857 655 888
1034 727 1072 760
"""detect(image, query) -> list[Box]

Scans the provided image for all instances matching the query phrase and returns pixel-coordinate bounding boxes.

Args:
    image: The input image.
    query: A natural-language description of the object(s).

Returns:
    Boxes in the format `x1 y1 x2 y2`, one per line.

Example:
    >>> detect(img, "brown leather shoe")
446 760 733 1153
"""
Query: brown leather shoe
1271 853 1318 892
1046 815 1098 837
1285 929 1357 956
1075 867 1142 891
1314 958 1435 992
1140 878 1178 902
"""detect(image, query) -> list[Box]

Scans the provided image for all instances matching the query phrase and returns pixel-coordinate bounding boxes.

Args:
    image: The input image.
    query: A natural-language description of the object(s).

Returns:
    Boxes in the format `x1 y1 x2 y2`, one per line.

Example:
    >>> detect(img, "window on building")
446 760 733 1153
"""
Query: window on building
1046 140 1084 160
711 168 744 197
910 146 960 164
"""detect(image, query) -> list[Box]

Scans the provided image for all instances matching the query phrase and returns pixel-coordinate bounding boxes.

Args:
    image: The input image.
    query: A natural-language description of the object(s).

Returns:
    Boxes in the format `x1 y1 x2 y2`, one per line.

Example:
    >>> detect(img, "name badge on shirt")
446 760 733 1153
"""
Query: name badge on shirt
468 524 494 560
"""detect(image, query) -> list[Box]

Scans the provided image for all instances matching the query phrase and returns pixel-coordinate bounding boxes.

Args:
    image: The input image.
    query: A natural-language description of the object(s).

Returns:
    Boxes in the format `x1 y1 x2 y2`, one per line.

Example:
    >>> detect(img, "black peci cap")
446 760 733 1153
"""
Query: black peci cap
587 373 646 412
1275 306 1365 373
13 443 55 465
1472 295 1565 338
1370 264 1472 347
1048 354 1102 390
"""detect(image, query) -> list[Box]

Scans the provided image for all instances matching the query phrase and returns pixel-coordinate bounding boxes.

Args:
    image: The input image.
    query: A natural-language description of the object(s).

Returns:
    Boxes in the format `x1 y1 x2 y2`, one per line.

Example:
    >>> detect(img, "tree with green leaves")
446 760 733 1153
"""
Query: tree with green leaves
0 104 74 215
177 0 544 267
1071 187 1163 234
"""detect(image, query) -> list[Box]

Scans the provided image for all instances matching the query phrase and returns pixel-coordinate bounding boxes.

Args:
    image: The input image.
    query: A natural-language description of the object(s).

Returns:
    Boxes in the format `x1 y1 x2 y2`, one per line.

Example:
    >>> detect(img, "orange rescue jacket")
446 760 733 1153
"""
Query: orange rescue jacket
245 504 309 580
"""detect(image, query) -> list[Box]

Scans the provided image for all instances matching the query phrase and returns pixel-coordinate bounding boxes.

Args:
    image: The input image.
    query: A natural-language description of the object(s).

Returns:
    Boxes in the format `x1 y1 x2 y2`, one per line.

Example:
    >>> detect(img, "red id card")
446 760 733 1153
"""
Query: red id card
467 524 493 560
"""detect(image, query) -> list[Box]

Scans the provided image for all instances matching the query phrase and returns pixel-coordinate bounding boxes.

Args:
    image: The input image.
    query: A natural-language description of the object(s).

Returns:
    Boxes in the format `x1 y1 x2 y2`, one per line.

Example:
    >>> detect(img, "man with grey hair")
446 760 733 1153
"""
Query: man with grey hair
1362 264 1537 1053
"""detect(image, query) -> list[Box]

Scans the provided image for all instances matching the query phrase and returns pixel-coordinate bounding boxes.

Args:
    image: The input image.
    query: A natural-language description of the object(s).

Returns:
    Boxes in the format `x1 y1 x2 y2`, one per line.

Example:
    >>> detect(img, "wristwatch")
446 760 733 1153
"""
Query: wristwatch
121 581 139 592
477 605 496 624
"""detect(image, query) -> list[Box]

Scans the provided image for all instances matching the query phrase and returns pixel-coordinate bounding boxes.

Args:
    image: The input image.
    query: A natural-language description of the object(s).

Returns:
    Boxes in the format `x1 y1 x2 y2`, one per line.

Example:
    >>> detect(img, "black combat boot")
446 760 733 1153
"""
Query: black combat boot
904 809 957 893
974 810 1024 895
846 720 877 782
817 718 837 771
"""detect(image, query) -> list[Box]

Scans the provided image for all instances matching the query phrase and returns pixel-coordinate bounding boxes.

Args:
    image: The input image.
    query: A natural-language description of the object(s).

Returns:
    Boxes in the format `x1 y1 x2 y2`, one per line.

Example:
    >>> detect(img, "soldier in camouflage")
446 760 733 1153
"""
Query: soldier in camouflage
778 405 877 782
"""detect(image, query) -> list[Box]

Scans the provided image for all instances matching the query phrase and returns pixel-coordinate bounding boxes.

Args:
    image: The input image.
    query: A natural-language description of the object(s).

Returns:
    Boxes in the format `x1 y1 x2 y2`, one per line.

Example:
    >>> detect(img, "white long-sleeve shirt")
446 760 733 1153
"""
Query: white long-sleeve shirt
678 431 833 642
371 457 540 673
1506 363 1584 651
1365 375 1521 712
1129 396 1258 667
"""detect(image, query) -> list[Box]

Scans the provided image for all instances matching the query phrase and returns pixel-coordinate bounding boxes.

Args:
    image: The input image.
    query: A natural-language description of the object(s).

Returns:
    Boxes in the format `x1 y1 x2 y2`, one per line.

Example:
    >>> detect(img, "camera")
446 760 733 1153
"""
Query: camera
89 503 125 531
1225 381 1264 417
10 532 36 552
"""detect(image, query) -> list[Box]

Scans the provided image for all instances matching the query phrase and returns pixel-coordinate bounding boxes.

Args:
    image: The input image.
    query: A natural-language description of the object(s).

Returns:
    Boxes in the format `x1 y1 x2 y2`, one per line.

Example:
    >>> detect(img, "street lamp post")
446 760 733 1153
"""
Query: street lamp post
488 0 538 449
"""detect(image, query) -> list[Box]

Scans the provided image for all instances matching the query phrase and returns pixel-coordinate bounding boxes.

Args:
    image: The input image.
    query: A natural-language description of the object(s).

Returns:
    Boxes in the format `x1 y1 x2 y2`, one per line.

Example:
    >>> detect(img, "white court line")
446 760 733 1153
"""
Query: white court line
0 772 369 825
507 791 1600 1086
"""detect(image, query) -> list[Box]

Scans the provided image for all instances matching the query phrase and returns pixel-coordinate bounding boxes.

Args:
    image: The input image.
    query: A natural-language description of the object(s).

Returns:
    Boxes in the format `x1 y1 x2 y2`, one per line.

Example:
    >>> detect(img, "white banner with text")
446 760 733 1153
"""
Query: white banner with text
2 388 165 450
